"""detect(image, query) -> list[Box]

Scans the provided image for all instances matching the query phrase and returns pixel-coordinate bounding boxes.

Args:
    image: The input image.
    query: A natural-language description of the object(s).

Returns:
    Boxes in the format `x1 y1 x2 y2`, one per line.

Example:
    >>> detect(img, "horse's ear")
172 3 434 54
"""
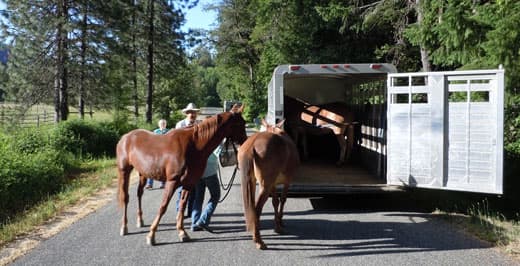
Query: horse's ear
230 103 244 114
276 119 285 128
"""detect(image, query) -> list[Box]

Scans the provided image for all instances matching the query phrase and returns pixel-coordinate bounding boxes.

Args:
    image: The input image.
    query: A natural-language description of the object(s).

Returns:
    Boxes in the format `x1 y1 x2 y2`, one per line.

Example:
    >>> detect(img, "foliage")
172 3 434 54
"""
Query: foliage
0 0 193 123
505 100 520 156
0 134 67 222
51 119 120 158
0 119 124 223
0 158 116 247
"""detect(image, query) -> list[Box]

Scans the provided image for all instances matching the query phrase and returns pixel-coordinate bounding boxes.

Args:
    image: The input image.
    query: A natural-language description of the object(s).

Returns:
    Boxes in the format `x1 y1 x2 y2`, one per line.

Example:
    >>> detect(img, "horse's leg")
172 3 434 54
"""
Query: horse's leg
335 131 347 165
253 185 271 250
300 128 309 160
345 125 355 162
118 167 131 236
136 174 146 228
271 186 282 234
278 183 289 229
146 180 177 246
176 188 191 242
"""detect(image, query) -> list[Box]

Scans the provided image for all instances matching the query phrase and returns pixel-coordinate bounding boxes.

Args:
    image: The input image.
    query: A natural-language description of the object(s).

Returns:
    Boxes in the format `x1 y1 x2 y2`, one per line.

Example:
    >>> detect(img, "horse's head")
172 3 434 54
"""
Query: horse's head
226 104 248 144
262 118 287 136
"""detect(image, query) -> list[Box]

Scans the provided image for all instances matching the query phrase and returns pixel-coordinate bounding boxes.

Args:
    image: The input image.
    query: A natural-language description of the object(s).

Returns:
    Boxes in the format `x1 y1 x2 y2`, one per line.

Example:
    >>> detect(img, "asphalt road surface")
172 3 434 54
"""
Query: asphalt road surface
10 166 517 266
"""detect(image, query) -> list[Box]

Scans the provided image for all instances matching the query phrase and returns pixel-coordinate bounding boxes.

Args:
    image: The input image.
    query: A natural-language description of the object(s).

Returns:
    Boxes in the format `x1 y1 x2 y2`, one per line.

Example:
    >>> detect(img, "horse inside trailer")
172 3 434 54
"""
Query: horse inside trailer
267 64 504 195
271 66 391 194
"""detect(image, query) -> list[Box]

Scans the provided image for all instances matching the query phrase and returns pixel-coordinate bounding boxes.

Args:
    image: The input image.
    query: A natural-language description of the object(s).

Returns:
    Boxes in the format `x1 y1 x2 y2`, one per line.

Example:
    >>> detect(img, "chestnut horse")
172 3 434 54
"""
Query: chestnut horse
284 95 356 165
238 119 299 249
116 105 247 245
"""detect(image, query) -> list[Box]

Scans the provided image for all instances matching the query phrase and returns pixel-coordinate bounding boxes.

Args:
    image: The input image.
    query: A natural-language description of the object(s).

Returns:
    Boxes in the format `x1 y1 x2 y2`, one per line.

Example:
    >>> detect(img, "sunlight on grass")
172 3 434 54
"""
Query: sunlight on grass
434 199 520 258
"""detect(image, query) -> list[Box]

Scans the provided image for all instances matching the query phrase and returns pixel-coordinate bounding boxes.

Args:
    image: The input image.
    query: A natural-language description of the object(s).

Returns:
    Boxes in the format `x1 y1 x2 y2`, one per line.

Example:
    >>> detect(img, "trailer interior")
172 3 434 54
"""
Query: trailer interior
282 72 399 194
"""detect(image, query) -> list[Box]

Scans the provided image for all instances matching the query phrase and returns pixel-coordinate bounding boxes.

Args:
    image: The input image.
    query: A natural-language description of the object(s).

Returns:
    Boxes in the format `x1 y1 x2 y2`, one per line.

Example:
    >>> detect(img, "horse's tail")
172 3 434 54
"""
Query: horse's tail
240 147 256 232
116 138 131 210
117 169 130 210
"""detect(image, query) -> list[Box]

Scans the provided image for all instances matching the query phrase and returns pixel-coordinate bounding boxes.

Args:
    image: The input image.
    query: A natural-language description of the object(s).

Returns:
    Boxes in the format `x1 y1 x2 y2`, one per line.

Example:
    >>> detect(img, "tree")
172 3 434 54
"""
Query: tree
212 0 263 120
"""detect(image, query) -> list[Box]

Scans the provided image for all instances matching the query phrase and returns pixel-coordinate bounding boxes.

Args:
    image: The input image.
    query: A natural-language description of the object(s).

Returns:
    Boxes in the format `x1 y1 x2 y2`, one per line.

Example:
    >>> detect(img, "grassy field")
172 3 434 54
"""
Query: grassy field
0 102 116 127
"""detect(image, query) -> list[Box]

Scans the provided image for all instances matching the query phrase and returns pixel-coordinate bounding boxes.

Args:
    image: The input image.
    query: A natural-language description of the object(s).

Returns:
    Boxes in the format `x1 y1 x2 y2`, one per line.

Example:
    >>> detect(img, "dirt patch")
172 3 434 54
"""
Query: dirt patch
0 173 138 266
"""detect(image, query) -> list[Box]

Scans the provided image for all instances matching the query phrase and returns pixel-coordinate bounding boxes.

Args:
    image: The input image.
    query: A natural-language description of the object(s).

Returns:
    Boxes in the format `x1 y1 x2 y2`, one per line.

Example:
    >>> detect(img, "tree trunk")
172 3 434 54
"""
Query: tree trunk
54 68 60 122
56 0 69 121
415 0 431 72
145 0 154 123
132 0 139 124
79 6 88 119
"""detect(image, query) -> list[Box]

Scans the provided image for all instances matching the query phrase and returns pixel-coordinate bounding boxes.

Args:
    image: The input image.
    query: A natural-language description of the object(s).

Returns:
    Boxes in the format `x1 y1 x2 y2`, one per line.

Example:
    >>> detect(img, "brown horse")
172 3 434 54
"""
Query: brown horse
238 119 299 250
284 95 356 165
116 104 247 245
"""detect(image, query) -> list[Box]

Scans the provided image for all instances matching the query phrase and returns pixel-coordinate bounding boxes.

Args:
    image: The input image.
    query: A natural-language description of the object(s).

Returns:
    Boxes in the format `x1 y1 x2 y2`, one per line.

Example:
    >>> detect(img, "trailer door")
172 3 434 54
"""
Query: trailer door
386 69 504 194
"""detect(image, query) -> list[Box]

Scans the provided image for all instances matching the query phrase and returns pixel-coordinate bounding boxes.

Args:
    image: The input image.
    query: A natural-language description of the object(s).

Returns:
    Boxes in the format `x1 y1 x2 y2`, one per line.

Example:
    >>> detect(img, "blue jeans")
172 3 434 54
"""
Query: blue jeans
191 174 220 227
176 186 195 217
146 178 165 188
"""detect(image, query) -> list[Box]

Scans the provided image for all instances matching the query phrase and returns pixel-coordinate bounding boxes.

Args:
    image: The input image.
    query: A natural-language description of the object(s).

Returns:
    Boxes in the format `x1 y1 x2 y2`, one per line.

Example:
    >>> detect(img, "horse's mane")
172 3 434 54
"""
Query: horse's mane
193 114 219 143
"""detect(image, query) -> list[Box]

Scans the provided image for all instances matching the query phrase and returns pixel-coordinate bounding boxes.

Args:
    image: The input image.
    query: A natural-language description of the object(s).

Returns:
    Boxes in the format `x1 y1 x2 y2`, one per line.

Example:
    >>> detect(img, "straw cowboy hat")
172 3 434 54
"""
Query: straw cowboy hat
182 103 200 114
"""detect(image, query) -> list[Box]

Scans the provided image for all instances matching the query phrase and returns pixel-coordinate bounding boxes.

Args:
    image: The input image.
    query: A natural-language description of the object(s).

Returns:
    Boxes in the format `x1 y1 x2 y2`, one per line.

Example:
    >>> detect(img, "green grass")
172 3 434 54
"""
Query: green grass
0 158 117 247
434 200 520 258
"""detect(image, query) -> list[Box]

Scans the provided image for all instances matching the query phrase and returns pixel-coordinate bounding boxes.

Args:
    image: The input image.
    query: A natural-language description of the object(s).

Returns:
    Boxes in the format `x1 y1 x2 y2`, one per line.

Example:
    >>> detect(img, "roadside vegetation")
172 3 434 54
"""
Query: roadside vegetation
435 203 520 259
0 158 115 247
0 118 133 247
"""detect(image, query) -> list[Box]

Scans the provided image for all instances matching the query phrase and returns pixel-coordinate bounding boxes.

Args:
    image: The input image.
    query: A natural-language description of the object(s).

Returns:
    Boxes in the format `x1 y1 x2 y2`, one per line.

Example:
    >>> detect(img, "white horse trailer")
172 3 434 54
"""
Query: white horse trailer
266 63 504 195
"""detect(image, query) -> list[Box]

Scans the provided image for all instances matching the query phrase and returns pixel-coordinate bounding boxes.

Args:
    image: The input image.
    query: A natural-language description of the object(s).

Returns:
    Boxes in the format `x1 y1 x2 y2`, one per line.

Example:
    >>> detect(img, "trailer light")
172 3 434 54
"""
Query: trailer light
289 65 301 71
370 64 382 70
343 64 350 68
332 64 339 69
320 65 328 68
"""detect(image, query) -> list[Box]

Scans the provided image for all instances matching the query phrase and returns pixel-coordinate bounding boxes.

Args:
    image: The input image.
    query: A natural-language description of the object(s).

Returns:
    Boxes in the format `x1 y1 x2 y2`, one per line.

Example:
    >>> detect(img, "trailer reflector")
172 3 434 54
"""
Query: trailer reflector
289 65 301 71
370 64 382 69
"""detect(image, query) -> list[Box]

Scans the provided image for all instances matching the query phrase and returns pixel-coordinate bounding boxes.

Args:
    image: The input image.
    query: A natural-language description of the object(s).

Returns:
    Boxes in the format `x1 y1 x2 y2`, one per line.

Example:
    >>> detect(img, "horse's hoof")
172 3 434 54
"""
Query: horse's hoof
274 227 284 234
146 236 155 246
136 219 144 228
179 233 191 242
256 242 267 250
120 227 128 236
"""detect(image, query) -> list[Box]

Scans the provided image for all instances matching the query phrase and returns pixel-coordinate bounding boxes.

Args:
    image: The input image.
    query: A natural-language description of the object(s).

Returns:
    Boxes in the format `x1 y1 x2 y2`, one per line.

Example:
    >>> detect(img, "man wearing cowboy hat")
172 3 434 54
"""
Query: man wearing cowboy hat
174 103 201 220
175 102 200 128
174 102 222 232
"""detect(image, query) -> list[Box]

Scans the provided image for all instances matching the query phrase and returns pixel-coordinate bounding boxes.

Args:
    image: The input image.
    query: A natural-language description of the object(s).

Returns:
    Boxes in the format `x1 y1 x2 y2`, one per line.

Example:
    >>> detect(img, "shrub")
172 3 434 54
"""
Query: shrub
0 142 66 221
50 119 120 158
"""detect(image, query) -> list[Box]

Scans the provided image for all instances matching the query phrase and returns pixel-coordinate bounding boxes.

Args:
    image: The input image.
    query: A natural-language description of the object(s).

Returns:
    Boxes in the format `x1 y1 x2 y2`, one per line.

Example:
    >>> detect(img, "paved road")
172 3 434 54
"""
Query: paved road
10 166 517 266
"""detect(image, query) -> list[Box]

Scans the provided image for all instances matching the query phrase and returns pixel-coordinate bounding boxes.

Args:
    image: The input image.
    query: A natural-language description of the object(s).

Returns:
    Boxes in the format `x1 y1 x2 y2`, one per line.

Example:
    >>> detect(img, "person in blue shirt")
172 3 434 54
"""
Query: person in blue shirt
145 119 168 189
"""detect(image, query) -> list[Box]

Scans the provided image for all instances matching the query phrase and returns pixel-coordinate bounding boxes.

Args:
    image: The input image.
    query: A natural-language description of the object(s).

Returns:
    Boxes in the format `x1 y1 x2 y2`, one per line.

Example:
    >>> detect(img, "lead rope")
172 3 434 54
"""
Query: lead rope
217 141 239 203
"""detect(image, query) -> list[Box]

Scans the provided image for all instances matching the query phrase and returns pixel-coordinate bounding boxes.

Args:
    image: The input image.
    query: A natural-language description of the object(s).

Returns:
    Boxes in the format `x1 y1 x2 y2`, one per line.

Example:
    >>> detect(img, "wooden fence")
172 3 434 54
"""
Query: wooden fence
0 103 55 127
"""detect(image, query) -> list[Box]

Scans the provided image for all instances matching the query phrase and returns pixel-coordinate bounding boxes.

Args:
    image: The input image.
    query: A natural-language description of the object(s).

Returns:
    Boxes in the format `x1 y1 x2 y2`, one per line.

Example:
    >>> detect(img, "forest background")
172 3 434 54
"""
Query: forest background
0 0 518 151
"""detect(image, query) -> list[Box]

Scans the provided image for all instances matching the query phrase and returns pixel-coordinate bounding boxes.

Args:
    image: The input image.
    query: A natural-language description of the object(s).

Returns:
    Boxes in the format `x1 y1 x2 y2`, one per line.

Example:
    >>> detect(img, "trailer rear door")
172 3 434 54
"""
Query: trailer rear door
386 69 504 194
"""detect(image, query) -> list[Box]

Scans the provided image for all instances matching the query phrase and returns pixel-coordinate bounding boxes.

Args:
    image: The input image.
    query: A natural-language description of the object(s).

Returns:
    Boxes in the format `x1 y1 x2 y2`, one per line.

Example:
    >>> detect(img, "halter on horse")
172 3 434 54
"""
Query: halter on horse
239 119 300 249
116 104 247 245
